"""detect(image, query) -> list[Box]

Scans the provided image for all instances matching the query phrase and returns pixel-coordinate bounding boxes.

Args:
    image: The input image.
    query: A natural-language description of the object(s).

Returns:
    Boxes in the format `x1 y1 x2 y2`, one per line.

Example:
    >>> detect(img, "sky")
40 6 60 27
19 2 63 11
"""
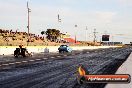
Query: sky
0 0 132 44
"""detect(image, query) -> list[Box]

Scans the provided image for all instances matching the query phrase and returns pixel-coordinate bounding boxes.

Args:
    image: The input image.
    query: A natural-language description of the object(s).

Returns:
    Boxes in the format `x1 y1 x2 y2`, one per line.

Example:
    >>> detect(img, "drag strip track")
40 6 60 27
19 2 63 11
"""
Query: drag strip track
0 47 131 88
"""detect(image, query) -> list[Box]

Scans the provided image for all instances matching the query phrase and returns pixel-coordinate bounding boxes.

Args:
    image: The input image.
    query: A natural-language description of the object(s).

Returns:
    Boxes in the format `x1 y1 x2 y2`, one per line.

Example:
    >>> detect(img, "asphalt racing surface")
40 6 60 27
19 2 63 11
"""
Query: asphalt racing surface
0 47 131 88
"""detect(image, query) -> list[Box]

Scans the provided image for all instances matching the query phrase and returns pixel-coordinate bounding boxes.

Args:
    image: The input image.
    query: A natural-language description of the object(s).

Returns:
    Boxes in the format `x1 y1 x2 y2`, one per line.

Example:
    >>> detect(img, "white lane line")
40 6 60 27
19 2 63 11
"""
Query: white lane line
63 55 67 56
57 56 61 58
87 52 89 53
0 65 2 66
36 59 41 61
22 61 28 63
29 60 35 62
15 62 21 64
43 58 48 60
51 57 55 58
9 63 15 65
2 64 9 66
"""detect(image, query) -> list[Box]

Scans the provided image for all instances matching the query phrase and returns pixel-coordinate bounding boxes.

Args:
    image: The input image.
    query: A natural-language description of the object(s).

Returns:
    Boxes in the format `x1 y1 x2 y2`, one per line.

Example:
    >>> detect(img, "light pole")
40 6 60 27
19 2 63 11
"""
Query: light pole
75 25 77 43
58 14 62 43
85 26 88 42
93 29 98 46
27 1 31 46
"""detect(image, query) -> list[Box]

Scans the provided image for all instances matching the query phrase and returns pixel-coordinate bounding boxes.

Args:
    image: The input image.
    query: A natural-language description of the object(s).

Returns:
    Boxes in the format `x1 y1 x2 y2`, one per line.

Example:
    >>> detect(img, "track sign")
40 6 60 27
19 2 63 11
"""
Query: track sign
102 35 110 41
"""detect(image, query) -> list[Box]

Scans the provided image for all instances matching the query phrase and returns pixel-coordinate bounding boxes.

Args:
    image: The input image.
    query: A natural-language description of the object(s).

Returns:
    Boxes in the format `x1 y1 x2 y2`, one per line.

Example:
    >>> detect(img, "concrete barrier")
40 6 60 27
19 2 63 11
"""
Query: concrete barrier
106 53 132 88
0 46 120 55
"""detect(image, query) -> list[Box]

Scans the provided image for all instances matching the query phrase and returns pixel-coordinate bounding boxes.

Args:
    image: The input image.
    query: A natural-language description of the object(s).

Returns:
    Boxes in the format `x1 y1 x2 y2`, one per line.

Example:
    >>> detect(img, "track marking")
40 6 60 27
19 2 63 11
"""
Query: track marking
9 63 15 65
63 55 67 56
87 52 89 53
29 60 35 62
0 65 2 67
50 57 55 58
15 62 21 64
22 61 28 63
36 59 41 61
2 64 9 66
43 58 48 60
57 56 61 58
58 62 62 64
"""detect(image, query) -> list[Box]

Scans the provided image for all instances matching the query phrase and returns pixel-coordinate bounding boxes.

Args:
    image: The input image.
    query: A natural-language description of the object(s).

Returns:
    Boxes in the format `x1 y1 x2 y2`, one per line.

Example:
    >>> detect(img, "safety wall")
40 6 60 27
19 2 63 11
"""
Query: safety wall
0 46 120 55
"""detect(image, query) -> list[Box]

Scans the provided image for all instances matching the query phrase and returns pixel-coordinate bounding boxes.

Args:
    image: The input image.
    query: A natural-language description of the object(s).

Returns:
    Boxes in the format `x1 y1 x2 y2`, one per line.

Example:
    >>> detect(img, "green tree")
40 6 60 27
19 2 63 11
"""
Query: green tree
41 31 46 40
0 29 2 34
41 31 45 35
45 29 60 42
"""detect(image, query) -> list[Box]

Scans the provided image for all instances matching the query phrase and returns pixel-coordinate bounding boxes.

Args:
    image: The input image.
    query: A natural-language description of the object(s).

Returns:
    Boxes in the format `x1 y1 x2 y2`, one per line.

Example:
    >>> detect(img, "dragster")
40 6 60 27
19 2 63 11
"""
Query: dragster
14 45 33 57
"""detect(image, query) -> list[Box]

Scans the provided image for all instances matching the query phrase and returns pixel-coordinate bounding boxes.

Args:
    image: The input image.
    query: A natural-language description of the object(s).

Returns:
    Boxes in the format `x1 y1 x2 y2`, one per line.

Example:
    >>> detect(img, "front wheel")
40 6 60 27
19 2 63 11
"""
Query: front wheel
59 50 62 53
14 54 18 58
14 51 19 58
22 52 26 57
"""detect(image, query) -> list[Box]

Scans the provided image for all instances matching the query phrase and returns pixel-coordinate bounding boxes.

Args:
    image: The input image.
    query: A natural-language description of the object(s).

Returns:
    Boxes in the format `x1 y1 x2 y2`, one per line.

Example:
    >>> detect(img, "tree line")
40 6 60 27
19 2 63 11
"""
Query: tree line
41 29 62 42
